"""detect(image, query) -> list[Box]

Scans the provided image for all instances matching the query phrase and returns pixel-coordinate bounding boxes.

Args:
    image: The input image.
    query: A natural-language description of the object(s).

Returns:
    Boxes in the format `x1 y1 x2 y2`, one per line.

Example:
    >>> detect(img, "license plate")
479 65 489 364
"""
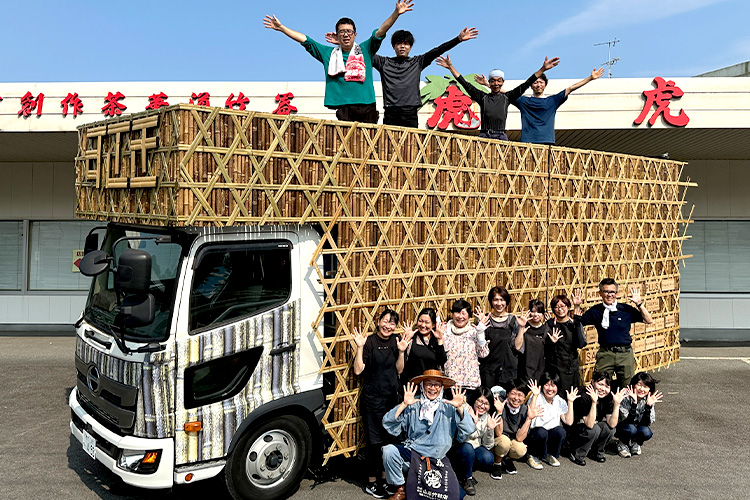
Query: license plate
83 429 97 460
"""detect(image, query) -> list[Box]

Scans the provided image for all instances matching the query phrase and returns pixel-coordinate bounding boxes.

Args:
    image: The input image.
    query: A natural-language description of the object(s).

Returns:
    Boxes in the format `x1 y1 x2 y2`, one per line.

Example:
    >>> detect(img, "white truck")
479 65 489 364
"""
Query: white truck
70 222 329 500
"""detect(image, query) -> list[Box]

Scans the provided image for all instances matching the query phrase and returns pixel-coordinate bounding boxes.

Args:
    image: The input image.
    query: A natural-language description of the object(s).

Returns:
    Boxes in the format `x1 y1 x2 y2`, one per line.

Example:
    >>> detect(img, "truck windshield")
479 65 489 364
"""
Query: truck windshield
84 226 184 342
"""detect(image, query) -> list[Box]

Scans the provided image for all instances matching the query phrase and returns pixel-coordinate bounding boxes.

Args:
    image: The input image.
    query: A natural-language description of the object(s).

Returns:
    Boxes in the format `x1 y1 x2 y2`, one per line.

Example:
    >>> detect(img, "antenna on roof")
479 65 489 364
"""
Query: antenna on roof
595 38 620 78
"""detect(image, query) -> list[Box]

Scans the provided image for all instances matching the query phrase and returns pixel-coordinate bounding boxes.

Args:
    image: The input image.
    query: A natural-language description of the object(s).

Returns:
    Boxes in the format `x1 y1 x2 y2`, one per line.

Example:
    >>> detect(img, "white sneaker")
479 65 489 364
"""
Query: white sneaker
527 456 543 470
631 443 642 455
617 441 632 458
544 454 561 467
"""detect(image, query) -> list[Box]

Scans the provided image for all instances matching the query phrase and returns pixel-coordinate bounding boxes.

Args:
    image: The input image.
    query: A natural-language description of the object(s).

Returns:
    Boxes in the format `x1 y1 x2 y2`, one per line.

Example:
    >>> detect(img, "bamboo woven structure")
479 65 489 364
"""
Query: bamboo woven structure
75 104 693 462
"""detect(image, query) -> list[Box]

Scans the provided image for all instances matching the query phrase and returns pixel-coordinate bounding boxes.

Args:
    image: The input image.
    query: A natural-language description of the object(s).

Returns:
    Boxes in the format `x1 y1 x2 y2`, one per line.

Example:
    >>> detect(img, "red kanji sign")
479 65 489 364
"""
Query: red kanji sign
61 93 84 117
102 92 127 117
18 92 44 117
146 92 169 110
634 77 689 127
426 85 480 130
272 92 297 115
190 92 211 106
225 92 249 110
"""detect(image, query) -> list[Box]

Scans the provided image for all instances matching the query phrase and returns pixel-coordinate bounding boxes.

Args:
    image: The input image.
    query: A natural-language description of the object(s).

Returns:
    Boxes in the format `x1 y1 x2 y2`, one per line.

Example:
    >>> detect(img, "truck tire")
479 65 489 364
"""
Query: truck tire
225 415 312 500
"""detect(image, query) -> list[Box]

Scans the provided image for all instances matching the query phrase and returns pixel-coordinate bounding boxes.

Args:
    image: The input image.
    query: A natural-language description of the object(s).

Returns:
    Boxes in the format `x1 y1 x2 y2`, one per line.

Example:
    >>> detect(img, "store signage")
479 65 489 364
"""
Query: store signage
634 77 689 127
2 89 298 118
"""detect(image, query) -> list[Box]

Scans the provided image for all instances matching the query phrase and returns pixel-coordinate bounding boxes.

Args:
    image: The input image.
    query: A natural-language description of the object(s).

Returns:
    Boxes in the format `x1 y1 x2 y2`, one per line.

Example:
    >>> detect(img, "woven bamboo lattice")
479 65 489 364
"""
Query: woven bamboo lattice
75 104 693 462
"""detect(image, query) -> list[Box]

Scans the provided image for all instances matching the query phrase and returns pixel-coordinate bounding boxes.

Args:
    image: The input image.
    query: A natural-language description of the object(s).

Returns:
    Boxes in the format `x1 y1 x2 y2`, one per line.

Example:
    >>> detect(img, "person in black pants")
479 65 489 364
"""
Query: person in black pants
353 308 412 498
567 371 627 466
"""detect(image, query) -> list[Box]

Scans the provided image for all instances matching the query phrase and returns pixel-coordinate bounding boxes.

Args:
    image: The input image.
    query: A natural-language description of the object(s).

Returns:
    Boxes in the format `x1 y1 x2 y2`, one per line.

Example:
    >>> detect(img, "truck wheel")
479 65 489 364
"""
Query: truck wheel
225 415 312 500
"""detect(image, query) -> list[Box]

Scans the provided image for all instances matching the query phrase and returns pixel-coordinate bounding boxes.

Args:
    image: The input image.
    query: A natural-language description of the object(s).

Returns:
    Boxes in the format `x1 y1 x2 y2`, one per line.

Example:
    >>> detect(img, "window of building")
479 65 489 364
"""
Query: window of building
681 220 750 293
0 222 24 290
28 221 101 291
189 241 292 332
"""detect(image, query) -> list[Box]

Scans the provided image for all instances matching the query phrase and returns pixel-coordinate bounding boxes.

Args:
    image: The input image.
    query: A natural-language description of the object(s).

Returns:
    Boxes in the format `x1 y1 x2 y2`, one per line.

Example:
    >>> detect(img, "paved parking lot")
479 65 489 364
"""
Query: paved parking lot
2 336 749 499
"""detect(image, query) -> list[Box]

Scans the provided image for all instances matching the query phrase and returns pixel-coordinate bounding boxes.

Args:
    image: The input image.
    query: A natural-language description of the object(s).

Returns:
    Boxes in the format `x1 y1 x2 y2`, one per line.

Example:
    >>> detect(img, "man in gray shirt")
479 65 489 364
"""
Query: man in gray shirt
329 26 478 127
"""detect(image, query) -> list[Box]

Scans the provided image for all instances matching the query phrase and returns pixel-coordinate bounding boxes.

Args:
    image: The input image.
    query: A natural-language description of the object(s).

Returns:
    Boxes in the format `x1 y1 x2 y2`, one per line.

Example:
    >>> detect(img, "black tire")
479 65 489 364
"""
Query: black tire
225 415 312 500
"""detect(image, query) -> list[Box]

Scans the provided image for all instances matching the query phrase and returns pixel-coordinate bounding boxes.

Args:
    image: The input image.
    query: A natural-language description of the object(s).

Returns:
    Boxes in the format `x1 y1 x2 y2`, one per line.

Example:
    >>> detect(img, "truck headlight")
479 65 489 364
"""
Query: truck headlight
117 449 161 474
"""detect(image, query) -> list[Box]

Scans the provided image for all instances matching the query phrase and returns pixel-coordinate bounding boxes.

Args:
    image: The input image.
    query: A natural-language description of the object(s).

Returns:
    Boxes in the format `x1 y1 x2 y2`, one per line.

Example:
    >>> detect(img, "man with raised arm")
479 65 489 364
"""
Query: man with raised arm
263 1 413 124
512 66 605 144
435 54 559 140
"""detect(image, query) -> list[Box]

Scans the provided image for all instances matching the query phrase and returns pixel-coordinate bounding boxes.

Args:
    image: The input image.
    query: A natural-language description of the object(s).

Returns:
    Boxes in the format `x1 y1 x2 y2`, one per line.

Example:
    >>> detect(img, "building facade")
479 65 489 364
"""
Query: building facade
0 73 748 335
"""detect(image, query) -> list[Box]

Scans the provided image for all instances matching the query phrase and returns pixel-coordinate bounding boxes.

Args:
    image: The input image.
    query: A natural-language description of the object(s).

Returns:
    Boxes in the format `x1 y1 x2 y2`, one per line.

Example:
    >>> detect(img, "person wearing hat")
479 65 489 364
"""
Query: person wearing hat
381 369 474 500
435 54 559 140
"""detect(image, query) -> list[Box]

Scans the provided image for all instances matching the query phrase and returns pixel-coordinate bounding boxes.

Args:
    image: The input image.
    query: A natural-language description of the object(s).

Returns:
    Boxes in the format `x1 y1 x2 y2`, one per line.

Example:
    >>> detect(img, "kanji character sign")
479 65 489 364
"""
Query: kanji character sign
634 77 689 127
426 85 480 130
272 92 297 115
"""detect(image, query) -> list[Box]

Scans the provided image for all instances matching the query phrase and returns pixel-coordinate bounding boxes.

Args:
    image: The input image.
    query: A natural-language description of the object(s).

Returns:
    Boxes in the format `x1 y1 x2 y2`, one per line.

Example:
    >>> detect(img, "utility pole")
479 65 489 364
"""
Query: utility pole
595 38 620 78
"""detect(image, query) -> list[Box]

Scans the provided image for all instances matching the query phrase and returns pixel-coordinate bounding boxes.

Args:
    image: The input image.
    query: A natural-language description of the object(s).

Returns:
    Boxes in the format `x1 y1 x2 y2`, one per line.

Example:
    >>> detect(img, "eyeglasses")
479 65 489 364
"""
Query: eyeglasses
424 381 442 388
475 399 490 407
601 290 617 295
337 29 355 35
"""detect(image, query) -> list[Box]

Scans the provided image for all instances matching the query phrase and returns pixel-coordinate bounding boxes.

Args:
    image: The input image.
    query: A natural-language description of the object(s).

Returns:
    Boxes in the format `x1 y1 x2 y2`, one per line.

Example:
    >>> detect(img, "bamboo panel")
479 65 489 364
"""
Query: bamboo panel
74 105 694 463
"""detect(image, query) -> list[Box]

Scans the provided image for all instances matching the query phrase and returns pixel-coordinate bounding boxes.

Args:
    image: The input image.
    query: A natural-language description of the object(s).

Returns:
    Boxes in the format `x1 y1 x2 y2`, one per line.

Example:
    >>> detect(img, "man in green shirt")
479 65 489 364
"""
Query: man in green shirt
263 1 413 124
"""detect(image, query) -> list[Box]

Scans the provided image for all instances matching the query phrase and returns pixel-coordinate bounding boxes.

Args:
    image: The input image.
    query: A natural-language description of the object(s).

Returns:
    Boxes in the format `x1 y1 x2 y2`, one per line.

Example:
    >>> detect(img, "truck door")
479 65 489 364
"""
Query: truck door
173 236 302 466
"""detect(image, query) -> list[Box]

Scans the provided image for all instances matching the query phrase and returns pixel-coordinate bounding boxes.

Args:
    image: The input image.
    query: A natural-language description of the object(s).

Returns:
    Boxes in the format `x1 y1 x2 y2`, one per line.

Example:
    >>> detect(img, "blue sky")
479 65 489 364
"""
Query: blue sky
2 0 747 82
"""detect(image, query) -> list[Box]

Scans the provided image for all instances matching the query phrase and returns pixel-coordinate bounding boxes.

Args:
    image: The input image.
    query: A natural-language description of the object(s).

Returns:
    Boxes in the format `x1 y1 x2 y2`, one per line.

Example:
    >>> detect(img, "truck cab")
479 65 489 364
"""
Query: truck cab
69 222 327 499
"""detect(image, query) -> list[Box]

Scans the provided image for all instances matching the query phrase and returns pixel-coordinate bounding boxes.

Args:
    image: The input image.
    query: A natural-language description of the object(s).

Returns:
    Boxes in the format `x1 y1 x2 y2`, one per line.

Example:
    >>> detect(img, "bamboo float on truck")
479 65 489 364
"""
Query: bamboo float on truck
75 104 693 462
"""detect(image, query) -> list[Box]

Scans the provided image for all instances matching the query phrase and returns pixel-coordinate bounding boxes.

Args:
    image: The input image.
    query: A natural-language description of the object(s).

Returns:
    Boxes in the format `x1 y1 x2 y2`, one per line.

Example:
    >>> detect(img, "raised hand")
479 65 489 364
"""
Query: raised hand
494 395 506 414
572 288 583 308
542 56 561 71
466 404 478 424
547 327 563 343
474 74 488 87
403 382 418 406
397 327 413 352
324 31 339 45
516 310 530 328
647 390 664 406
436 54 452 70
528 402 545 420
395 0 415 16
352 327 367 348
435 318 447 340
612 387 628 405
627 385 638 401
263 14 284 31
591 67 605 80
544 312 554 321
585 383 599 402
476 308 490 327
566 386 580 402
487 412 501 430
447 386 466 408
458 26 478 42
527 379 541 396
629 285 642 305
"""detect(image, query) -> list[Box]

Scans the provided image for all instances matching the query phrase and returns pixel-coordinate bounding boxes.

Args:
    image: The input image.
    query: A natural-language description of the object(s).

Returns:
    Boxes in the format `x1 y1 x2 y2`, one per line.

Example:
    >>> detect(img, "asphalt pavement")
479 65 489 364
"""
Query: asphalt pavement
1 336 749 500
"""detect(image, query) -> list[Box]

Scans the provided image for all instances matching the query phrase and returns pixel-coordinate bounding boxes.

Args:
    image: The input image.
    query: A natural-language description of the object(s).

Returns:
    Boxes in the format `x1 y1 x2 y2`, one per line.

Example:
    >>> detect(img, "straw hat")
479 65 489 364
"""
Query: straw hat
409 369 456 388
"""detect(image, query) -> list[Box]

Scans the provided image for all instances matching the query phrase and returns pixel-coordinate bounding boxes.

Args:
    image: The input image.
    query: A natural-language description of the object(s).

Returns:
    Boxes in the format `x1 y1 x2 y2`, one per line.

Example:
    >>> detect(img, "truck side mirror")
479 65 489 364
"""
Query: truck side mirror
117 294 156 328
115 249 152 294
78 250 111 277
84 233 99 255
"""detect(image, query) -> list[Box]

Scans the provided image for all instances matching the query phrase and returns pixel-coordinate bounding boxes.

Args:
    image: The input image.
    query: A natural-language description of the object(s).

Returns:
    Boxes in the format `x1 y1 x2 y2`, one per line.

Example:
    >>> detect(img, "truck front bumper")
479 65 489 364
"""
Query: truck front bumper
69 387 174 489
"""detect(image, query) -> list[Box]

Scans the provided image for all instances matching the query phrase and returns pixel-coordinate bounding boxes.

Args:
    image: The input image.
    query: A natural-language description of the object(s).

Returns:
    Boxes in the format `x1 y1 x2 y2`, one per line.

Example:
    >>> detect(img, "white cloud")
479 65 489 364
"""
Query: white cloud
521 0 730 53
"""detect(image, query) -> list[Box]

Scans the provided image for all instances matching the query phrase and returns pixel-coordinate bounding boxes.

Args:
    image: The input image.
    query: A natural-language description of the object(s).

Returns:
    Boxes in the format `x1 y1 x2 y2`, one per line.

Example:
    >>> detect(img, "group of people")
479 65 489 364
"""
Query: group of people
264 1 604 144
353 278 663 500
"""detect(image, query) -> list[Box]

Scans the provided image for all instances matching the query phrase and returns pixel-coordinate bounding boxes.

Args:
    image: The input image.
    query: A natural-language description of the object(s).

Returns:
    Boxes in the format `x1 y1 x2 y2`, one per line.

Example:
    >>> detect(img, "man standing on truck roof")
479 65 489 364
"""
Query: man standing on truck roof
436 53 560 140
512 66 605 144
327 26 479 127
263 1 414 125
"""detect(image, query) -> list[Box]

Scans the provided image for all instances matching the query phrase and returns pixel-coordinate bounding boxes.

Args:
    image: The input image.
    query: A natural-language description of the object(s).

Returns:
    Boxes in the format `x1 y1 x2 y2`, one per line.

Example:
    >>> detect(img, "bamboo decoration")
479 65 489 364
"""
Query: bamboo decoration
75 104 694 463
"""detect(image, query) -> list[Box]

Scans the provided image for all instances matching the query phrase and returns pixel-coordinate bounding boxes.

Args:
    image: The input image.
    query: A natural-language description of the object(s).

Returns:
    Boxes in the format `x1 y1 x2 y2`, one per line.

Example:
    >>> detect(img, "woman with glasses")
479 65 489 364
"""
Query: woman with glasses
545 294 587 392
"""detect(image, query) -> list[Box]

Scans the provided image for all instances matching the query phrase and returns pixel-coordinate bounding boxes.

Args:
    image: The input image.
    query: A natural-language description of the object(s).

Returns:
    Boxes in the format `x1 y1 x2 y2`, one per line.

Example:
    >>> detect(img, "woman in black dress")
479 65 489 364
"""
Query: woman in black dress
545 294 587 392
401 307 448 385
478 286 520 388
